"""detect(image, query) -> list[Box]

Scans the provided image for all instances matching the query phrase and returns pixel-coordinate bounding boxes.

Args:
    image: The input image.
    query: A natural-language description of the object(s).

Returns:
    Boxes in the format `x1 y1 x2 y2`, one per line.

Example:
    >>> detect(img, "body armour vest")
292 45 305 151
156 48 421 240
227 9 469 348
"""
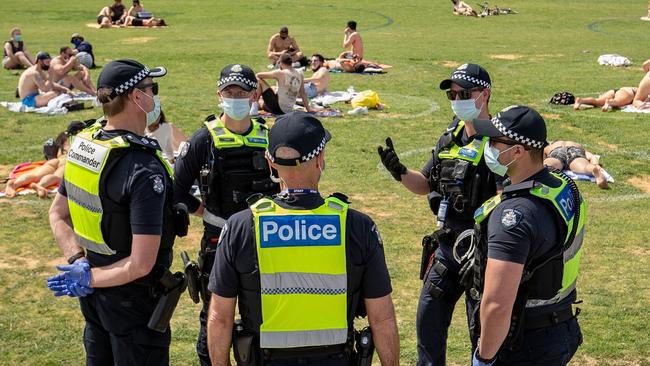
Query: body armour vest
203 117 279 223
64 129 176 268
432 121 496 217
251 196 349 349
472 171 585 312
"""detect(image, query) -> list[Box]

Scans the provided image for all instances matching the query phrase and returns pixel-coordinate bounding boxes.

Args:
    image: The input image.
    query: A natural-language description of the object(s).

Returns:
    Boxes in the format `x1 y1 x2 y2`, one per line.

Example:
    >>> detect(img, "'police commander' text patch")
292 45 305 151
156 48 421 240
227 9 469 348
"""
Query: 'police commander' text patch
259 215 341 248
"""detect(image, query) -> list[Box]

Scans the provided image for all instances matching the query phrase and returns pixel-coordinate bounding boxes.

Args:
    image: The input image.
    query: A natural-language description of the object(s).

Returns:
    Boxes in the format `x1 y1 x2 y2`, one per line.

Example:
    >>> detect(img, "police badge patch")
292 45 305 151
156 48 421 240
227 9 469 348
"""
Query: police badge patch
152 175 165 194
501 208 522 229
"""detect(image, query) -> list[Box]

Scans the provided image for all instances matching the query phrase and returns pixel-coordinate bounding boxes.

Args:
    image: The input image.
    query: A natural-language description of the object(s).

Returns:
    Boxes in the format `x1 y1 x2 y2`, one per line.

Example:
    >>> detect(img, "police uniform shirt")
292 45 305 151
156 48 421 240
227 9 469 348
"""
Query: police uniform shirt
59 129 170 267
420 117 501 231
486 168 574 311
208 194 393 328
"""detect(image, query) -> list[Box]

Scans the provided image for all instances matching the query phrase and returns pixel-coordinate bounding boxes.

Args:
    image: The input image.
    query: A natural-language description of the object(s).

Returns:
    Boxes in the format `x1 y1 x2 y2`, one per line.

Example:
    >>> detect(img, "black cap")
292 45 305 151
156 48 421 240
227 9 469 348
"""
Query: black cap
279 26 289 34
218 64 257 92
473 105 548 149
267 111 331 166
36 51 51 60
97 59 166 99
70 32 82 42
439 63 491 90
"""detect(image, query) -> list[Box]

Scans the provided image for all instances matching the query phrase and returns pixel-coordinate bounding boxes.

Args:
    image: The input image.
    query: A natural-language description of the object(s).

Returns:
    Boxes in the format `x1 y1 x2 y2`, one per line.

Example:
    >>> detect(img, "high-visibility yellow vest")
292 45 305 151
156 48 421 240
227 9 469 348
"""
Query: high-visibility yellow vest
64 129 172 255
474 171 585 307
205 118 269 150
437 121 488 166
251 196 349 348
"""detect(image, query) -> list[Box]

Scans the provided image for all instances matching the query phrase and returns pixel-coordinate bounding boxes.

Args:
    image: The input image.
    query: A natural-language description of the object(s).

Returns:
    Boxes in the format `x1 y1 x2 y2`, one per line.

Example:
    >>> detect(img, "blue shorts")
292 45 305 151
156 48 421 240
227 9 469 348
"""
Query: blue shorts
21 92 39 108
305 82 318 99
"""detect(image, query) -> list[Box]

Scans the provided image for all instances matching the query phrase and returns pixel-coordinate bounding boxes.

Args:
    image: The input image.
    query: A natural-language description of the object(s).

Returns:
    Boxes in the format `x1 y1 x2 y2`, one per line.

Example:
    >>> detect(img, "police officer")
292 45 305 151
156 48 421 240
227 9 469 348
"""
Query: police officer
206 112 400 366
469 105 584 365
47 59 182 365
378 63 498 365
173 63 280 365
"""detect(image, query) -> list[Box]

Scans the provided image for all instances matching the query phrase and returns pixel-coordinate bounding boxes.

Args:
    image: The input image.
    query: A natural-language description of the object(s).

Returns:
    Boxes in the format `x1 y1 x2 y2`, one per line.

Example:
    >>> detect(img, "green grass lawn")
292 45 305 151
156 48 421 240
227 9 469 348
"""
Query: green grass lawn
1 0 650 365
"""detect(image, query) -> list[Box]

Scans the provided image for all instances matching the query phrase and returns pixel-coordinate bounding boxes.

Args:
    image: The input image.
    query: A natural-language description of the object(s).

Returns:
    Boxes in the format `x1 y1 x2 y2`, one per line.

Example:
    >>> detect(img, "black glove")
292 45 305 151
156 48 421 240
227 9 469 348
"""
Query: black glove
378 137 407 181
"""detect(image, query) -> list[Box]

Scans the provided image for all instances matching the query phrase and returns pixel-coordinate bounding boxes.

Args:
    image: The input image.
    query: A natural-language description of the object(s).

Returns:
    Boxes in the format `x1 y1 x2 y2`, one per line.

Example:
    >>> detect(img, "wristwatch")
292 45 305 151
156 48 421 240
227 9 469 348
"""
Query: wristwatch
476 348 497 364
67 251 85 264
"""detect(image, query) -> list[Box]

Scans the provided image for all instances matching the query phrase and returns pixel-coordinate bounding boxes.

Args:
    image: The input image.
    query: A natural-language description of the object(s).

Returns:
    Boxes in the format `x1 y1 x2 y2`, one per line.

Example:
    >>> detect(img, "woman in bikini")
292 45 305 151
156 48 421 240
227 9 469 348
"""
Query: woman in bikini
574 87 637 112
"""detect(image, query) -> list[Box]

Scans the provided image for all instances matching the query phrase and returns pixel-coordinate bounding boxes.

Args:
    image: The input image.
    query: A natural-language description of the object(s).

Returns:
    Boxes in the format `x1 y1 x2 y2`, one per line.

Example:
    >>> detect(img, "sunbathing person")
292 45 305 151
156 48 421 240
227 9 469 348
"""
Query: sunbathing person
267 26 306 66
324 55 365 73
126 0 145 17
574 87 637 112
97 0 126 28
145 111 187 163
256 53 313 115
123 15 166 27
544 140 609 189
50 46 96 96
632 71 650 109
4 121 85 198
3 28 35 70
452 0 478 16
342 21 364 61
303 54 330 98
17 52 70 108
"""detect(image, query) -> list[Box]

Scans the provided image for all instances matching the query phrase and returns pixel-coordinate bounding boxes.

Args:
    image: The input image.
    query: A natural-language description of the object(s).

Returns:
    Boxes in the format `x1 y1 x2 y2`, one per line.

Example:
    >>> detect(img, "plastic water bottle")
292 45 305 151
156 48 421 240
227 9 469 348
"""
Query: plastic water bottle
436 199 449 229
347 85 355 94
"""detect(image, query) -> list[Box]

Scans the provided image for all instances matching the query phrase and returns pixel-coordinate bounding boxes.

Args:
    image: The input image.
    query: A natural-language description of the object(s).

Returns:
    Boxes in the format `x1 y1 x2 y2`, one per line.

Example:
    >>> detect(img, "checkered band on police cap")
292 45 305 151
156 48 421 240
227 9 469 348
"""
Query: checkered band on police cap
491 112 545 149
450 72 491 89
218 74 257 89
218 64 258 91
266 111 331 166
114 67 149 95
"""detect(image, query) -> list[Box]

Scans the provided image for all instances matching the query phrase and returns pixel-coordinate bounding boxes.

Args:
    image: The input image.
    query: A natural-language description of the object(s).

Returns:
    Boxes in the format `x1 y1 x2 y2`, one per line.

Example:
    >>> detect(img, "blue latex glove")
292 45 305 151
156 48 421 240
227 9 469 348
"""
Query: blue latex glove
47 260 94 297
473 348 496 366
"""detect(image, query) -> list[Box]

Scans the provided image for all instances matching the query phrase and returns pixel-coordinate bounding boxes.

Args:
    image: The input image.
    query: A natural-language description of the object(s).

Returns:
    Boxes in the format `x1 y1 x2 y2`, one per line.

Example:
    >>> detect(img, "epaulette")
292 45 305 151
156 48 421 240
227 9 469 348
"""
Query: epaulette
246 193 266 207
329 192 350 203
205 114 217 122
503 180 537 195
123 133 161 151
252 116 268 126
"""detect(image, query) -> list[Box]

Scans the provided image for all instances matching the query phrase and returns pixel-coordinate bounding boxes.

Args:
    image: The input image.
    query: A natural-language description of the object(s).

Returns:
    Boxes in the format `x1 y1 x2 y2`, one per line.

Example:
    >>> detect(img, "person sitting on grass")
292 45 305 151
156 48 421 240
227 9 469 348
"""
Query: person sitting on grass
267 26 306 67
3 28 35 70
50 46 97 96
4 121 85 198
303 54 330 98
573 87 637 112
144 110 187 164
451 0 478 16
97 0 126 28
342 20 364 61
126 0 145 18
70 33 95 69
17 52 71 108
256 53 314 115
631 70 650 109
544 140 609 189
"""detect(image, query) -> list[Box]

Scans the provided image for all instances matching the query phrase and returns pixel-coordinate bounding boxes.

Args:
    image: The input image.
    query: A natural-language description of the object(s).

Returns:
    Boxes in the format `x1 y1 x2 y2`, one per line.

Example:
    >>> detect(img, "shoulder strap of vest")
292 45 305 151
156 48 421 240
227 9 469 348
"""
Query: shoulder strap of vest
250 197 276 213
503 180 537 195
328 192 350 204
205 114 217 122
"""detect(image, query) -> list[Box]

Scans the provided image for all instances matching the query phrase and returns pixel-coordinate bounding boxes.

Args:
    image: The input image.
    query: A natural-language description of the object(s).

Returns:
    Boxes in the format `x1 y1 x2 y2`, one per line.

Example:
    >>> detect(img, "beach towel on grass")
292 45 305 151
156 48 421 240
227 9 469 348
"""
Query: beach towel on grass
1 93 98 115
563 169 614 184
621 105 650 113
0 161 59 197
597 54 631 67
311 91 356 106
258 108 342 119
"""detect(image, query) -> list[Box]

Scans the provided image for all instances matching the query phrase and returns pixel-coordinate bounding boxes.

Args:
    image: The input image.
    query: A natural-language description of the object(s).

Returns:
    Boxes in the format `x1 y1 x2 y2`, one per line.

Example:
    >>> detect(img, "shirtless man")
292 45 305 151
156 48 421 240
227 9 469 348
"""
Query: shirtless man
342 20 364 61
632 71 650 109
544 140 609 189
97 0 126 28
256 53 313 115
574 87 637 112
3 28 34 69
50 46 96 96
17 52 70 108
267 26 305 65
324 56 366 73
451 0 478 16
303 54 330 98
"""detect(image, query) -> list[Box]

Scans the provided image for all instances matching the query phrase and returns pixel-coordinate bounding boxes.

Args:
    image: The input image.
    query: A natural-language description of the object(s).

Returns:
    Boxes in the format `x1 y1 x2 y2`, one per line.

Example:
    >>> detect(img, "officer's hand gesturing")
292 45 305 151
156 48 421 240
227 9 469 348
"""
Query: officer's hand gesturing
47 260 94 297
378 137 407 181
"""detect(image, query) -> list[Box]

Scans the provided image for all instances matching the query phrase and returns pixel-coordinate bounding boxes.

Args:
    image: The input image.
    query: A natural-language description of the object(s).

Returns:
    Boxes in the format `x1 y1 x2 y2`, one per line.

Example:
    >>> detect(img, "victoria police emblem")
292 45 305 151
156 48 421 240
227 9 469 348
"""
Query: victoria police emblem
152 175 164 194
501 208 522 229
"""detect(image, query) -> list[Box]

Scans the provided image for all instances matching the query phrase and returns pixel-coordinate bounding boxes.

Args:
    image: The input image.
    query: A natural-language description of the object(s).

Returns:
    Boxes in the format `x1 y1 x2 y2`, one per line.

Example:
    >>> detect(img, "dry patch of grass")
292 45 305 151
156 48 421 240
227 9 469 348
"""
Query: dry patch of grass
627 175 650 194
489 54 523 60
542 113 561 120
123 36 157 44
434 60 462 68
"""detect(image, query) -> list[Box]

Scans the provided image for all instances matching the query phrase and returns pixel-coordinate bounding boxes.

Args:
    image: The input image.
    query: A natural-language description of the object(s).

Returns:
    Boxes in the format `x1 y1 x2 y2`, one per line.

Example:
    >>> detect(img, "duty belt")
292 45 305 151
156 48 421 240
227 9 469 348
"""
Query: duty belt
263 343 349 360
524 306 576 330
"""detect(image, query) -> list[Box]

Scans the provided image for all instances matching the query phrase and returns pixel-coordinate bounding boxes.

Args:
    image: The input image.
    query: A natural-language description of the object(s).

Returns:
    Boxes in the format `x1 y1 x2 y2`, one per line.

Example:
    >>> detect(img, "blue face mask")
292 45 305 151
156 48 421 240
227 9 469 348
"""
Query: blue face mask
450 91 484 122
222 97 250 121
71 39 82 47
14 34 22 42
483 140 517 176
135 89 161 127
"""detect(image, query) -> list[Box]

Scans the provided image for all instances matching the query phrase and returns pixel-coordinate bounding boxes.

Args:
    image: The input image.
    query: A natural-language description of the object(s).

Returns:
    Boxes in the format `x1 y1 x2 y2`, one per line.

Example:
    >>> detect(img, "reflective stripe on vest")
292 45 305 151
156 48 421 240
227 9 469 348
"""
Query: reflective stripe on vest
474 172 586 308
437 121 488 166
64 130 172 255
252 197 348 348
205 119 268 149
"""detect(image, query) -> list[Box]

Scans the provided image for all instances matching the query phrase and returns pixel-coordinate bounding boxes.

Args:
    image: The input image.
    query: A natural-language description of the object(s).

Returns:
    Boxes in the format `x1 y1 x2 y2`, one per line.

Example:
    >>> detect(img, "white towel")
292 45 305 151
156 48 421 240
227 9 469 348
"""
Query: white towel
621 105 650 113
597 54 631 67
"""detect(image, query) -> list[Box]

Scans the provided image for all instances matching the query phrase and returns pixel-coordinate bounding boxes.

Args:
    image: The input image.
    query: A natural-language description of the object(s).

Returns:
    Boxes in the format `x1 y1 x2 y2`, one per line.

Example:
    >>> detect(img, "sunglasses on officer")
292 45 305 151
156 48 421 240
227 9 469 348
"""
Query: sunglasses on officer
490 138 532 150
446 87 483 101
135 82 158 95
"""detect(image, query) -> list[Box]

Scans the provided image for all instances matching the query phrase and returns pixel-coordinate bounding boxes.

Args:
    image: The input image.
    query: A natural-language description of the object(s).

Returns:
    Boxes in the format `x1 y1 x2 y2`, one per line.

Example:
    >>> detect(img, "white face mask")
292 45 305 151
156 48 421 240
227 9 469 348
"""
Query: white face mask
451 91 484 122
221 97 250 120
484 140 517 176
135 89 161 127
